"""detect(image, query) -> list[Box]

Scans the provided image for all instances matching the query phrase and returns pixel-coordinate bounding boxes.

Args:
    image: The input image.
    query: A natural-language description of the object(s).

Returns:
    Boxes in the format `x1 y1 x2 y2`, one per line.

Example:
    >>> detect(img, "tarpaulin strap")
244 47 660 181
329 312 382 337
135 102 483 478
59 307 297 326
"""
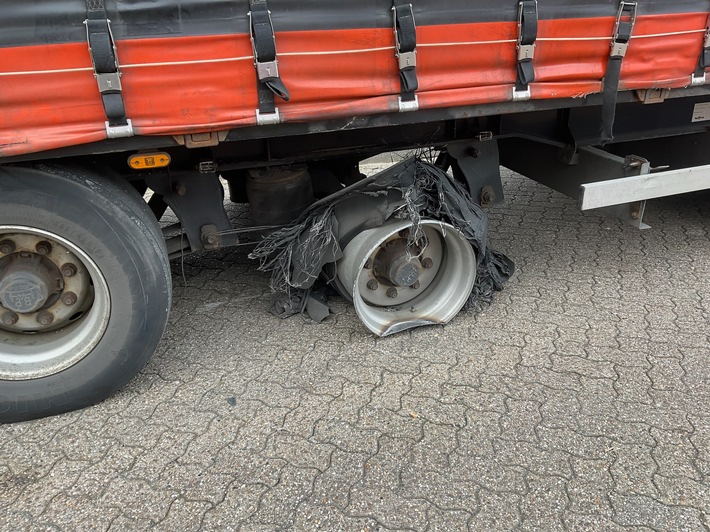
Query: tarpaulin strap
85 0 133 138
393 1 419 112
692 15 710 85
514 0 538 101
249 0 290 125
600 1 637 145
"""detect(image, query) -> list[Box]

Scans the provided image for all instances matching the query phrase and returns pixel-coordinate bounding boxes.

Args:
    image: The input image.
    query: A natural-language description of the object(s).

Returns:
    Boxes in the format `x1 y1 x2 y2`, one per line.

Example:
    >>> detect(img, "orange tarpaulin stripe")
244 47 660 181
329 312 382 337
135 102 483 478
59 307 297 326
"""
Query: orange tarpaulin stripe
1 12 708 157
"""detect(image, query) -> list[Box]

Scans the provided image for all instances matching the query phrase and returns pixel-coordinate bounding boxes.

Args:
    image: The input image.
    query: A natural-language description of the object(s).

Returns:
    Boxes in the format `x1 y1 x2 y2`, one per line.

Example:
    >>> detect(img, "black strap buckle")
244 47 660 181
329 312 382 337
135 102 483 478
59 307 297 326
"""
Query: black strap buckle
692 16 710 85
393 2 419 108
514 0 538 99
248 4 279 81
248 0 289 123
611 1 637 58
394 3 417 69
599 0 638 145
84 1 133 138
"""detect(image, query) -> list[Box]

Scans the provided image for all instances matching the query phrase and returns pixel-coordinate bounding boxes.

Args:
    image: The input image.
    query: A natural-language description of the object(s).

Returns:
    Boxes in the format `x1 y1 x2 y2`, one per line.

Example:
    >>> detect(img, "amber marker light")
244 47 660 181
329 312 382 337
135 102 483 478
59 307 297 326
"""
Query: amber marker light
128 152 171 170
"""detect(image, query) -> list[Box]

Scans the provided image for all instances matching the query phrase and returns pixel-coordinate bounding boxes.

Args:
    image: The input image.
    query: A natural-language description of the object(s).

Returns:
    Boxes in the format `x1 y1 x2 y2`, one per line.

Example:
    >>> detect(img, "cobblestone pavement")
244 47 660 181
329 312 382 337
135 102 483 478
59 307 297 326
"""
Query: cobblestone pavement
1 167 709 531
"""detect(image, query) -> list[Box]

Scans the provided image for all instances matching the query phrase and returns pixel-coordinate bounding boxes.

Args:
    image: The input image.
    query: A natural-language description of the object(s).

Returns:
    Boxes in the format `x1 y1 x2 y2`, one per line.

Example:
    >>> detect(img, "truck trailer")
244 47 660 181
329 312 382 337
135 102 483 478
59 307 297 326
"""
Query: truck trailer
2 0 710 422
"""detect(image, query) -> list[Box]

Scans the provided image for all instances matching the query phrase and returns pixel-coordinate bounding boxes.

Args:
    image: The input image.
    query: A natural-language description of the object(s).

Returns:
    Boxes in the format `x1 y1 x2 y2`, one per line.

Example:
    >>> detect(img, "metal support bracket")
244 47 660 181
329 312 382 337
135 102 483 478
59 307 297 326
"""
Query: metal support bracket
596 201 650 230
256 108 281 125
172 131 228 148
445 139 504 207
635 88 670 104
105 119 133 139
145 171 239 252
691 73 707 86
398 95 419 112
512 87 532 101
498 137 658 229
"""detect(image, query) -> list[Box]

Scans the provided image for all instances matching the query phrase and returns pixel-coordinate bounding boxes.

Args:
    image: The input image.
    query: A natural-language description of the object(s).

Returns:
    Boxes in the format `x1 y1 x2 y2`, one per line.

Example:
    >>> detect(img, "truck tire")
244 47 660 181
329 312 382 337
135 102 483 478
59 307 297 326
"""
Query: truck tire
0 165 172 422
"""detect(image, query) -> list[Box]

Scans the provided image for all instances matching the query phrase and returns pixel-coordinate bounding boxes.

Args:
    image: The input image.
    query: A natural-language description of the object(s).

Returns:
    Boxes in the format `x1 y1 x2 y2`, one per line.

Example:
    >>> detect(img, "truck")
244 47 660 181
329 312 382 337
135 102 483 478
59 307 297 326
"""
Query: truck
2 0 710 422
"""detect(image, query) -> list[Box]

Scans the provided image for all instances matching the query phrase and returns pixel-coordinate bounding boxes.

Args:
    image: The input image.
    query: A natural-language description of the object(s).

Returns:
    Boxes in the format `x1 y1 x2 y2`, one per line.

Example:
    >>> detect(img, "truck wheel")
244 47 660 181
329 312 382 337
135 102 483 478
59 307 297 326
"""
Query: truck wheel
0 165 171 422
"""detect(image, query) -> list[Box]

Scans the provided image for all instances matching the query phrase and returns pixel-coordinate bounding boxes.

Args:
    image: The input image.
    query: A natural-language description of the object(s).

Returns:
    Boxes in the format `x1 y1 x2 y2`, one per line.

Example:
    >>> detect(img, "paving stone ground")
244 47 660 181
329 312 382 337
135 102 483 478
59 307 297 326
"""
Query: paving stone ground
1 166 709 531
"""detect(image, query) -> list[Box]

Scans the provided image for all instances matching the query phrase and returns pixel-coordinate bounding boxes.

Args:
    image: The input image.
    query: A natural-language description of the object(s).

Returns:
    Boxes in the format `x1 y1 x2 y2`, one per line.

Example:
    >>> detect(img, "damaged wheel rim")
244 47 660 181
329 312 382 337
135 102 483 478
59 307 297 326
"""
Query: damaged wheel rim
337 219 476 336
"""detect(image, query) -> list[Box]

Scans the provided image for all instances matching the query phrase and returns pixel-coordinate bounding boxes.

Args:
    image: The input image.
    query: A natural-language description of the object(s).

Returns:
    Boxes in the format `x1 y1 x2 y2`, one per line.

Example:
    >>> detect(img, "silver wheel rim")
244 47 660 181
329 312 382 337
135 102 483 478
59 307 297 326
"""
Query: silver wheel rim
337 219 476 336
0 226 111 380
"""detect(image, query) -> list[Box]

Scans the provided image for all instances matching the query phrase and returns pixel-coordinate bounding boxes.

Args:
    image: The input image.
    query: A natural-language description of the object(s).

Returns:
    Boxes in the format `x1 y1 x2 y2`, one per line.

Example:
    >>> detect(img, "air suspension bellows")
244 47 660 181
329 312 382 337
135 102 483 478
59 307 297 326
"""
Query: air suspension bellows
246 165 314 226
336 219 476 336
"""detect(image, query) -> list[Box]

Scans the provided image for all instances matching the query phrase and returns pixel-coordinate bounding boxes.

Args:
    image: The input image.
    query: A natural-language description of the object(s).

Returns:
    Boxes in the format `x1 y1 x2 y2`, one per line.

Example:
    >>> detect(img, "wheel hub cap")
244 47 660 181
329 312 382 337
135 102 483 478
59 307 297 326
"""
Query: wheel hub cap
0 253 62 314
376 240 421 288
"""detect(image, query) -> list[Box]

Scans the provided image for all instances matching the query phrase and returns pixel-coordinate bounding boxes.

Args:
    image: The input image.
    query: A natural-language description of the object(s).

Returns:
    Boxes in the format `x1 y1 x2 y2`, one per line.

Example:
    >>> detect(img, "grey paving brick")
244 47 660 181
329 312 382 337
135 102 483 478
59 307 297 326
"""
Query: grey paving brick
498 398 542 443
608 444 660 499
246 464 318 529
154 498 212 532
519 474 568 532
201 482 268 531
650 428 703 481
466 489 522 530
562 512 646 532
610 492 707 531
2 172 709 532
346 437 430 530
566 456 615 517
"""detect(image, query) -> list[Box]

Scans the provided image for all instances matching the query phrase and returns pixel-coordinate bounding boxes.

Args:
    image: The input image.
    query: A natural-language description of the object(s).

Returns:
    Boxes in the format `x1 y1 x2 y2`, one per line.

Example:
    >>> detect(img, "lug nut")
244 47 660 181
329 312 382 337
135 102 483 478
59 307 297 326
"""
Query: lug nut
2 311 19 327
363 259 373 270
0 240 16 255
367 279 379 291
386 287 398 299
421 257 434 269
412 280 421 289
37 311 54 327
398 229 411 239
35 241 52 255
61 292 78 306
61 263 78 277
